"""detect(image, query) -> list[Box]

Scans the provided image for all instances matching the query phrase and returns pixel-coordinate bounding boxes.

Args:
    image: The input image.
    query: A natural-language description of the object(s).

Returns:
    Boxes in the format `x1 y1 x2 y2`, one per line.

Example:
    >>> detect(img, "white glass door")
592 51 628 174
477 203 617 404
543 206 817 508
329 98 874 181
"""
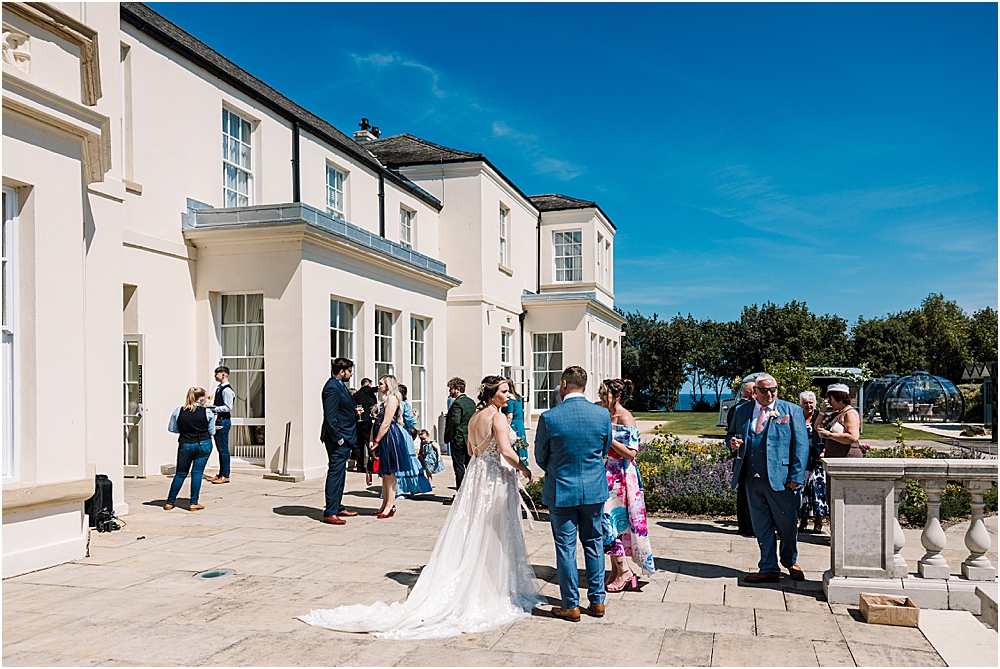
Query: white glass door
123 335 144 476
1 188 15 482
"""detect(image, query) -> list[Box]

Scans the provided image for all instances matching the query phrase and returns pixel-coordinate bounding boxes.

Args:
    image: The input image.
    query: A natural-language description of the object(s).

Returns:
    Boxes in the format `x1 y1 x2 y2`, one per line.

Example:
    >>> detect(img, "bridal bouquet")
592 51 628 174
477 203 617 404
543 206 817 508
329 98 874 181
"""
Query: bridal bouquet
512 437 530 469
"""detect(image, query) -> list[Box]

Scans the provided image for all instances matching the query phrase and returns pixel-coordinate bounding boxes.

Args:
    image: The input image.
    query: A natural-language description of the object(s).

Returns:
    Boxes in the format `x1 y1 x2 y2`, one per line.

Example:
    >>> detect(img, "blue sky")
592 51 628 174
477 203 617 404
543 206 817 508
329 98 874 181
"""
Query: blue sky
150 2 998 324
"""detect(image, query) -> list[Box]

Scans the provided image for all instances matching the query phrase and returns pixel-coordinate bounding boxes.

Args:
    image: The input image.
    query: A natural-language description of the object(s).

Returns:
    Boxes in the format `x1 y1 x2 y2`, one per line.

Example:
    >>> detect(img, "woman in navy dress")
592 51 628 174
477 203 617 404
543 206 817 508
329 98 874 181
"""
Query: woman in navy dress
370 375 411 518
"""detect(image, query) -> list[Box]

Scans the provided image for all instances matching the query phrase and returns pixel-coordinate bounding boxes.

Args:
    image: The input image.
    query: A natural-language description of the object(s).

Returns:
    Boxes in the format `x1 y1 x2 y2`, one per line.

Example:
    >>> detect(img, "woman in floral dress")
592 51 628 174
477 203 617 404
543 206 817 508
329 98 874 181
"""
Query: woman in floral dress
598 379 656 591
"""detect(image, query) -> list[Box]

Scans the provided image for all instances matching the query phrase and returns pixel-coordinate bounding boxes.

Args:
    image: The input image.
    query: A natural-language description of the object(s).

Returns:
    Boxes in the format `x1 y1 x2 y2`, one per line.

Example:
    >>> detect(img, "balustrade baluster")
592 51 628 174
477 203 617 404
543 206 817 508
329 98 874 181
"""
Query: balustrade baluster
962 479 996 580
917 479 951 579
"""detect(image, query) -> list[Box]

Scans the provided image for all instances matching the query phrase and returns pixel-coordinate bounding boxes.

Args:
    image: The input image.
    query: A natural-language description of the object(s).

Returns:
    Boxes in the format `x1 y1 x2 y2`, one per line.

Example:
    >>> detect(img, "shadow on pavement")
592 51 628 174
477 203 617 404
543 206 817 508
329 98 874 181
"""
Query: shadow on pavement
657 520 737 534
272 504 371 521
143 499 180 509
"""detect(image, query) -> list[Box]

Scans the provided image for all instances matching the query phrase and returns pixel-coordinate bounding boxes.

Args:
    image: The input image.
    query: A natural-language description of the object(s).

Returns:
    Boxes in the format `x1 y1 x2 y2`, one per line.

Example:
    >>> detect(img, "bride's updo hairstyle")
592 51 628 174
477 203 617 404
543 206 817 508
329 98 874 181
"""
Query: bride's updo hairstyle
601 378 634 404
476 375 507 410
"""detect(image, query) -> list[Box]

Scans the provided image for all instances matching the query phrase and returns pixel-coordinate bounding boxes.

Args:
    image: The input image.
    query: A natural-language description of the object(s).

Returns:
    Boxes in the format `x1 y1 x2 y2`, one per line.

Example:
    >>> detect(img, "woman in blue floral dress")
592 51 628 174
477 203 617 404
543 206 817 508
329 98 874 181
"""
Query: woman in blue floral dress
598 379 656 591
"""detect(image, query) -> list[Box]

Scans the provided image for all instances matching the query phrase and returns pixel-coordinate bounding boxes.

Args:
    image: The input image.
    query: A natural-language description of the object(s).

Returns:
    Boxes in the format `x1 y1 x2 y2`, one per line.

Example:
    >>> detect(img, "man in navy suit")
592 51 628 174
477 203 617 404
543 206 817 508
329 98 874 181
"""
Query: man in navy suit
320 357 360 525
726 373 809 582
535 366 613 622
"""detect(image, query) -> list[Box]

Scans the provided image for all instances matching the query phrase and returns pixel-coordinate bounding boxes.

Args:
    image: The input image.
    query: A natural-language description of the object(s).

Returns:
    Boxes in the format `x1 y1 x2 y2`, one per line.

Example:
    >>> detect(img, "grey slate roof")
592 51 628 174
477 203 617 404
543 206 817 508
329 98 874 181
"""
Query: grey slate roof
528 194 616 230
120 3 441 211
364 134 482 167
367 134 538 210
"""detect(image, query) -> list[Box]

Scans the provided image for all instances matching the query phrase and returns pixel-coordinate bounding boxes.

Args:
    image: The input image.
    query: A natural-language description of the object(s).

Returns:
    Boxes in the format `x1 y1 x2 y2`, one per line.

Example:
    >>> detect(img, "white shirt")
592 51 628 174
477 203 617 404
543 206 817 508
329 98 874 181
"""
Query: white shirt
563 392 586 401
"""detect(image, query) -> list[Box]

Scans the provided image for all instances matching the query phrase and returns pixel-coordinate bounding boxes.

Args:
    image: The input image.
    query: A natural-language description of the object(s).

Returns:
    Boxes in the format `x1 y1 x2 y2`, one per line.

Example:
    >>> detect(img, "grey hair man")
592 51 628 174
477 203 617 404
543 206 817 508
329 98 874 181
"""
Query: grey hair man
726 373 809 583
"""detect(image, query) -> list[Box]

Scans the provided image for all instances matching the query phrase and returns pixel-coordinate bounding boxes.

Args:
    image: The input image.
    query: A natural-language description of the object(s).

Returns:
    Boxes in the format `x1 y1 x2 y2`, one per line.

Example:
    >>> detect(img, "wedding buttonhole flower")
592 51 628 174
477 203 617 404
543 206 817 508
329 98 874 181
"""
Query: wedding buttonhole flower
768 409 780 421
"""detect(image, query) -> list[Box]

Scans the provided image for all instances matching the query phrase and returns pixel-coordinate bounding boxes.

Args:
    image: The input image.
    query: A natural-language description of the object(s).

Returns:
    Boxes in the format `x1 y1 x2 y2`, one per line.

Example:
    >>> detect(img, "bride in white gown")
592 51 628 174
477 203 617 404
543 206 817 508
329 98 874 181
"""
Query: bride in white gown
299 376 545 640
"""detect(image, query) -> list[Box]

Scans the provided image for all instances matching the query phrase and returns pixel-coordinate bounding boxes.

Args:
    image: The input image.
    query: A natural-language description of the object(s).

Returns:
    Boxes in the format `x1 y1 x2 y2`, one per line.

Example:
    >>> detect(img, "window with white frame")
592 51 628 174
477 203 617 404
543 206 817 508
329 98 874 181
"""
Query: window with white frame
554 231 582 282
222 108 253 207
2 188 16 482
612 340 619 377
499 205 509 267
220 293 265 457
604 337 612 383
501 329 513 379
604 239 611 286
596 233 603 285
410 317 426 428
532 333 562 411
399 207 414 249
590 333 596 385
330 299 355 379
327 165 346 217
375 309 394 379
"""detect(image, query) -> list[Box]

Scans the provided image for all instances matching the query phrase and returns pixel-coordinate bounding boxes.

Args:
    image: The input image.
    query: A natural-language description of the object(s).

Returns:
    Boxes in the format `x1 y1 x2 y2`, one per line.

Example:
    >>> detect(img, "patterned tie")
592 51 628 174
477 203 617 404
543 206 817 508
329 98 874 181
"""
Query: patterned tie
756 406 768 434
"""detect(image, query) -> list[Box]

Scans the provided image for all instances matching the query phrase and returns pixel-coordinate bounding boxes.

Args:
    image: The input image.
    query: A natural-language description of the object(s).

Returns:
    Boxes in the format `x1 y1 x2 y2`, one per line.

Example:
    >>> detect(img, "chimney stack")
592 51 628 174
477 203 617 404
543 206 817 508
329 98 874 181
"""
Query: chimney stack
354 117 381 143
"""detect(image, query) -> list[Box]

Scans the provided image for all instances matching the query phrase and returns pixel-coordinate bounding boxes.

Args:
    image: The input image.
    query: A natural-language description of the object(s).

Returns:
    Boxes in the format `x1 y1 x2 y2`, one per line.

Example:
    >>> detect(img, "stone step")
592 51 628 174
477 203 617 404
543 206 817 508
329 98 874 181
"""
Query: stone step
977 584 998 630
918 608 998 667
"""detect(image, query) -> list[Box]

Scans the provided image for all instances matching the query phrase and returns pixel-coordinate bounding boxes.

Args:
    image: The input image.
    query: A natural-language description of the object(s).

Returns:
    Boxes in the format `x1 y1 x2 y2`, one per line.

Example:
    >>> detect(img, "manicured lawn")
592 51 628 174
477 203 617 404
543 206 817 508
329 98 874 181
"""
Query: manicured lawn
631 411 942 441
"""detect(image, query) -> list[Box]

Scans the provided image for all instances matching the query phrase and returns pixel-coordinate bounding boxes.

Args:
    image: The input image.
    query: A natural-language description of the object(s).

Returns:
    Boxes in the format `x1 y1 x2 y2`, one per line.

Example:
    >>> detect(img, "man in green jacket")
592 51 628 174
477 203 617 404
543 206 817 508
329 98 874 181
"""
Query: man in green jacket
444 376 476 489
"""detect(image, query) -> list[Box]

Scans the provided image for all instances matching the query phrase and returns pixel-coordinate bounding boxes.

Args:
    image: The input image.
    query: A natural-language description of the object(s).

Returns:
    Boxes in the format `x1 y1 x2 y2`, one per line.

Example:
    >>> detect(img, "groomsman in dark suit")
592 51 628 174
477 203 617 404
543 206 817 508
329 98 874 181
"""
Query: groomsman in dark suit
321 358 360 525
444 377 476 490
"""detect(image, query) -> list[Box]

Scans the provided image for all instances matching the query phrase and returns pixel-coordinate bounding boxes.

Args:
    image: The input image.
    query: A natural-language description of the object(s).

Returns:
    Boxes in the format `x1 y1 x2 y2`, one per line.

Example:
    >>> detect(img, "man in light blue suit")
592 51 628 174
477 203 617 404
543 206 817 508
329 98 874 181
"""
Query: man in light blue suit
726 373 809 582
534 366 613 622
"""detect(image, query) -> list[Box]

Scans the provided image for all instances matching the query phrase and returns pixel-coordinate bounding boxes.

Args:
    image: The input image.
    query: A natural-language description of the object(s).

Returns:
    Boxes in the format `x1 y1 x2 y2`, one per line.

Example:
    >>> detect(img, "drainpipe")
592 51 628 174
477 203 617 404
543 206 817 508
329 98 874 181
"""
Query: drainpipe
518 310 527 367
535 212 542 293
378 173 386 237
291 121 301 203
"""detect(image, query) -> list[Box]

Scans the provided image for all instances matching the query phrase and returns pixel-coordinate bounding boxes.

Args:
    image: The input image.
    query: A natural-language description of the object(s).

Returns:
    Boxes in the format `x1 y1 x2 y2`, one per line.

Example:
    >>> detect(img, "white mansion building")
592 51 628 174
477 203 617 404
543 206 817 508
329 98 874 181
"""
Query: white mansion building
1 2 622 576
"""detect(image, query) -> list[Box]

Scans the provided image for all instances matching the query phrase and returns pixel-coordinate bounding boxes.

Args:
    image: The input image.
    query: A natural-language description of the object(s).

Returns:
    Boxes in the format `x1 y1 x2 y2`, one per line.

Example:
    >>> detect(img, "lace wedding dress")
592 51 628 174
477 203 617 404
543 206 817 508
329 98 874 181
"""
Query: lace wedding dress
299 425 544 640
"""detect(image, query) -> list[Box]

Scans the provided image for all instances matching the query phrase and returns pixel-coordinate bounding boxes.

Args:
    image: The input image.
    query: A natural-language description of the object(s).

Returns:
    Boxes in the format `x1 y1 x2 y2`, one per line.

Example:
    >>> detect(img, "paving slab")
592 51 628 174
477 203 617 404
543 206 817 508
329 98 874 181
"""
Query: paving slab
665 579 725 605
845 642 946 667
657 629 715 666
724 583 787 610
711 632 820 666
835 612 938 651
917 608 998 668
685 603 756 636
755 609 847 642
812 640 856 667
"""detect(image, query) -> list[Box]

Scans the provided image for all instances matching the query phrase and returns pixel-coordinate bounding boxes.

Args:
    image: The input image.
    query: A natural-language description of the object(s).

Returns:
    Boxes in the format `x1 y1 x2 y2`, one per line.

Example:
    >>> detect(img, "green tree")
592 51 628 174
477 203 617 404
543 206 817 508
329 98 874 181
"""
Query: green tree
763 359 822 404
621 312 696 411
723 301 849 377
968 306 998 364
852 313 926 377
911 293 970 381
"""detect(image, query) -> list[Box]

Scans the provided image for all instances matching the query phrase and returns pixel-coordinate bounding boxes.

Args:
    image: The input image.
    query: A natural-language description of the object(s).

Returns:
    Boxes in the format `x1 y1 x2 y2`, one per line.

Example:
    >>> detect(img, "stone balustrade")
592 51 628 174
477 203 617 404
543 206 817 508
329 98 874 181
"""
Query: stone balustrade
823 457 998 612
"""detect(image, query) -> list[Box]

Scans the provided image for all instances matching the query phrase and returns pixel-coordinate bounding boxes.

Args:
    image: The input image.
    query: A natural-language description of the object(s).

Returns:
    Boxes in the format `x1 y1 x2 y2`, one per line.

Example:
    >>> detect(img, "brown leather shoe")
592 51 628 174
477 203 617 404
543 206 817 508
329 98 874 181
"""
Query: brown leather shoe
585 603 605 618
787 564 805 581
322 515 346 525
163 504 174 510
189 504 205 511
338 510 359 517
210 477 230 484
743 572 780 583
551 606 581 622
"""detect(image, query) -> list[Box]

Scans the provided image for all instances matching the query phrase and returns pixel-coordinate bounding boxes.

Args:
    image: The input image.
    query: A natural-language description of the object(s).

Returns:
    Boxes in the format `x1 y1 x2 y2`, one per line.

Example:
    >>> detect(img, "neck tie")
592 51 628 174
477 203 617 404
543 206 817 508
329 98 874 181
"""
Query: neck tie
756 406 768 433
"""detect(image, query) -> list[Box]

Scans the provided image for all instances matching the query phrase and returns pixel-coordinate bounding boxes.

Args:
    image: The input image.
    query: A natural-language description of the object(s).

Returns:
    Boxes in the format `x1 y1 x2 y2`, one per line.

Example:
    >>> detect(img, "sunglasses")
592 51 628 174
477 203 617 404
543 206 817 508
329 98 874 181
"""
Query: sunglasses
755 386 778 394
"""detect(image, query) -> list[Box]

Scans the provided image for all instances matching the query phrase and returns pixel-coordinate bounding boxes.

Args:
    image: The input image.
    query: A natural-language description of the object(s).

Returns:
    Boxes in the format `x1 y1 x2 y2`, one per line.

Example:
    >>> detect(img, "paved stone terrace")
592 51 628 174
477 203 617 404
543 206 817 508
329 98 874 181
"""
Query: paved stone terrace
2 471 996 667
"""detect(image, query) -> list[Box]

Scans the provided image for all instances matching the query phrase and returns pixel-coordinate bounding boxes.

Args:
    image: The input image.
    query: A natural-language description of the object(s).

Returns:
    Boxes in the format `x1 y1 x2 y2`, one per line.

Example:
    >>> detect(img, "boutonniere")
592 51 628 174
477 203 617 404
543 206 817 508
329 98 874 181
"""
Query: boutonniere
768 408 780 421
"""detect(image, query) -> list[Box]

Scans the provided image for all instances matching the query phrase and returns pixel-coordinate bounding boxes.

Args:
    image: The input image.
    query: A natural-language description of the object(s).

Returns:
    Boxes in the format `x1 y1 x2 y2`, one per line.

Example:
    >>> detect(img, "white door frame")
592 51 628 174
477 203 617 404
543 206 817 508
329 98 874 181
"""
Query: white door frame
123 334 144 477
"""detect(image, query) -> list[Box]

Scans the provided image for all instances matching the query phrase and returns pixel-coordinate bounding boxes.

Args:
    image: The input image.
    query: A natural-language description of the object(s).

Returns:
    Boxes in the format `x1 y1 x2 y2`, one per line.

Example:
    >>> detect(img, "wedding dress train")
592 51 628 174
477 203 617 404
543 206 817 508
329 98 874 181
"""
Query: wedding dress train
299 426 544 640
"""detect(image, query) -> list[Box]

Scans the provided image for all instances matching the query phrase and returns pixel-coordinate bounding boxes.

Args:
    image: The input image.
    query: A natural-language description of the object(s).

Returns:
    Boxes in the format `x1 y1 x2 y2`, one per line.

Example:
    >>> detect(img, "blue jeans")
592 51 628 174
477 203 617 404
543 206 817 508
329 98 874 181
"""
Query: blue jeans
324 439 353 517
549 503 606 609
746 476 800 573
167 439 213 505
214 418 231 478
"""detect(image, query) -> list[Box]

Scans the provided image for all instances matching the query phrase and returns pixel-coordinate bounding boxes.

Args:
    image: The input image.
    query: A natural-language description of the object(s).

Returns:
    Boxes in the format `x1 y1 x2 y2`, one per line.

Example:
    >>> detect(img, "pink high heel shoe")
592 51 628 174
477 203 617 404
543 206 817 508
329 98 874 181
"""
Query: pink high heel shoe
607 569 637 592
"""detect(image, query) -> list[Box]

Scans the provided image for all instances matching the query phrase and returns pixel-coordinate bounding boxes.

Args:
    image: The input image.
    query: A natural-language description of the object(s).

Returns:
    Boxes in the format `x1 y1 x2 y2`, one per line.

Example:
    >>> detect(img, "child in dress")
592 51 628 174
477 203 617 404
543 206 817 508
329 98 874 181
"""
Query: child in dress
416 429 445 484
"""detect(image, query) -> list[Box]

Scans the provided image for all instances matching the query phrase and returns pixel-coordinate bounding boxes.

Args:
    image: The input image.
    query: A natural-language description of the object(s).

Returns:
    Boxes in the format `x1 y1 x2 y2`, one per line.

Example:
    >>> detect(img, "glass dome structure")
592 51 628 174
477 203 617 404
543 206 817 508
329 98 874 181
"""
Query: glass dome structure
881 372 964 423
863 375 899 421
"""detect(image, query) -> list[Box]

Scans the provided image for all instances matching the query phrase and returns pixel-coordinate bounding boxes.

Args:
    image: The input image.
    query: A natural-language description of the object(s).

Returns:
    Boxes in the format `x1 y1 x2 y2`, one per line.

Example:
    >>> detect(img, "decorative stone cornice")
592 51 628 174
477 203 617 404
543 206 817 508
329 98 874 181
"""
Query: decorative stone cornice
2 70 111 183
3 2 101 105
